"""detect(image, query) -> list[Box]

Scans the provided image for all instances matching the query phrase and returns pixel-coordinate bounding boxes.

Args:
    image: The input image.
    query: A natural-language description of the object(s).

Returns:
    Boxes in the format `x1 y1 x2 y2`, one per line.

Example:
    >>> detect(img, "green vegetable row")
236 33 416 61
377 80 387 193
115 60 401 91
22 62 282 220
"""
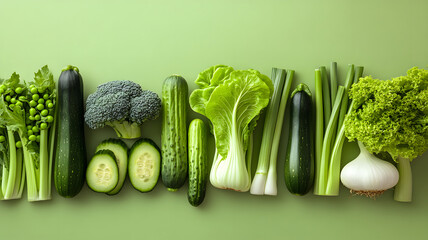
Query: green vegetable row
1 63 426 205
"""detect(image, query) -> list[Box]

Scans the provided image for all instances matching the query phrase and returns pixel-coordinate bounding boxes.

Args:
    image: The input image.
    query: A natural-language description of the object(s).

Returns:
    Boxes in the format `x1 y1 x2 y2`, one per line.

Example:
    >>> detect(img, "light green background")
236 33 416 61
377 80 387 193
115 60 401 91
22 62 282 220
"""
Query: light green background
1 0 427 239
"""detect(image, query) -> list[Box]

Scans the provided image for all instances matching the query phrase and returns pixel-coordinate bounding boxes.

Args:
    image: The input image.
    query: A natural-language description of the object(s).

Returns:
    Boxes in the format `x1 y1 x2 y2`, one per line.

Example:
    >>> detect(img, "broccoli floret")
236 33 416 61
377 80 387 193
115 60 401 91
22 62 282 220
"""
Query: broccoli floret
130 90 162 124
84 80 161 139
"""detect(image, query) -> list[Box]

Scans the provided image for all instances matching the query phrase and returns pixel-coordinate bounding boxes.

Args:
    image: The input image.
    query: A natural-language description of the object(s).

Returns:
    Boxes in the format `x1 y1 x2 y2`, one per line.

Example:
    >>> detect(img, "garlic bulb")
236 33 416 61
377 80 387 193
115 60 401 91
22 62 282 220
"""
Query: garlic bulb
340 141 399 197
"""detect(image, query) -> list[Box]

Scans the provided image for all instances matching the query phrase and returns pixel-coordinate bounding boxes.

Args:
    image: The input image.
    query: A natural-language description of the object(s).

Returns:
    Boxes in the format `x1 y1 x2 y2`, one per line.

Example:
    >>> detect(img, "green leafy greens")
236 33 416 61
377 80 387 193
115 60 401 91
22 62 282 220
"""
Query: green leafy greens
189 65 273 192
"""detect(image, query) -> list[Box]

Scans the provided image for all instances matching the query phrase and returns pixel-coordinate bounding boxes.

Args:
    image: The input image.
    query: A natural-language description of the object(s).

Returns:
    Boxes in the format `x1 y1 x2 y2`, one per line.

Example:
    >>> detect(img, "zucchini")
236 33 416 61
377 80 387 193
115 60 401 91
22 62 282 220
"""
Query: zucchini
96 138 128 195
187 119 208 207
161 75 188 191
284 83 314 195
54 65 87 198
86 150 118 193
128 138 161 192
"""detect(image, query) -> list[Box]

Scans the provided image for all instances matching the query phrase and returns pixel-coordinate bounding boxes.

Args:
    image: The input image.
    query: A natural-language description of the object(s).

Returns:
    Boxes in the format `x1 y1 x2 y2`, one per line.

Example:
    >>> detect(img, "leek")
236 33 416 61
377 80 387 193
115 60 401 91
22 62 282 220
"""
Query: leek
251 68 287 195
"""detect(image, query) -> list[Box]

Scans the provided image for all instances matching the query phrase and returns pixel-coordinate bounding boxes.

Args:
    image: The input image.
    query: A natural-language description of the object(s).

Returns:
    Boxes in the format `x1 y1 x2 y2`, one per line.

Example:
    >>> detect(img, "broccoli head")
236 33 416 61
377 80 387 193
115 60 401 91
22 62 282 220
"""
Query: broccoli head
85 80 161 139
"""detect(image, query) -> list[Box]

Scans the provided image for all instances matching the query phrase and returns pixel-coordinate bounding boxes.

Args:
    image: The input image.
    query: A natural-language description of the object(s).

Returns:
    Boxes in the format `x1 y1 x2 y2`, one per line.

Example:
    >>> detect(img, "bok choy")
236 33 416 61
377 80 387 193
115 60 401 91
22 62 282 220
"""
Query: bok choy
189 65 273 192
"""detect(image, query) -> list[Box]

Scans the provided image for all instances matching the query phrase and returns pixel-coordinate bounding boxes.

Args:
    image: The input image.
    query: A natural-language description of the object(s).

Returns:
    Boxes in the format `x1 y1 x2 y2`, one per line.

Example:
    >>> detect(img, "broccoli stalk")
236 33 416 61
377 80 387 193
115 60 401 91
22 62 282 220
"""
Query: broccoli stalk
105 121 141 139
85 80 161 139
344 67 428 202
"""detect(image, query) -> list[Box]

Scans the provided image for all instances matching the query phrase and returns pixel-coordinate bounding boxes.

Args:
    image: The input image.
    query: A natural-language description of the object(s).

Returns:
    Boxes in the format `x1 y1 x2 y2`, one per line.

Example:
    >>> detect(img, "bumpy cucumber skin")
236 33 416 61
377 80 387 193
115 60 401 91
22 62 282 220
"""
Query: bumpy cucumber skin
128 138 161 193
161 75 188 191
54 68 87 198
284 89 314 195
86 150 118 193
96 138 128 195
187 119 208 207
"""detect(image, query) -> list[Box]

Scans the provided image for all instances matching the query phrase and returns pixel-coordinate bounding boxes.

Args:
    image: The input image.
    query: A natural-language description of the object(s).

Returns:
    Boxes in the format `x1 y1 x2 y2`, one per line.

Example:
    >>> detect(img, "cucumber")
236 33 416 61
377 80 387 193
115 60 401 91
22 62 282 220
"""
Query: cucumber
54 65 87 198
128 138 161 192
284 83 314 195
96 138 128 195
187 119 208 207
86 150 119 193
161 75 188 191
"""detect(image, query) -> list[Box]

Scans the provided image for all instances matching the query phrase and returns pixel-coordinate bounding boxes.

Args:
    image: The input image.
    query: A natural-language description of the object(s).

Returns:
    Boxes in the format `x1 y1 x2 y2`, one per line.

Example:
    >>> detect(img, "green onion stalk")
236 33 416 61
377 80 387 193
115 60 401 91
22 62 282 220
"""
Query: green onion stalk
250 68 293 195
250 68 287 195
264 70 294 195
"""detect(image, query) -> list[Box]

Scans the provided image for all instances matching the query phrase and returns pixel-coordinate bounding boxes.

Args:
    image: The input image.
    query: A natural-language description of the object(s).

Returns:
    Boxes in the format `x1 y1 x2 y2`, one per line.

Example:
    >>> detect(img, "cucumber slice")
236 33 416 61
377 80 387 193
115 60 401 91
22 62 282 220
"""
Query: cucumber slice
96 138 128 195
86 150 119 193
128 138 161 192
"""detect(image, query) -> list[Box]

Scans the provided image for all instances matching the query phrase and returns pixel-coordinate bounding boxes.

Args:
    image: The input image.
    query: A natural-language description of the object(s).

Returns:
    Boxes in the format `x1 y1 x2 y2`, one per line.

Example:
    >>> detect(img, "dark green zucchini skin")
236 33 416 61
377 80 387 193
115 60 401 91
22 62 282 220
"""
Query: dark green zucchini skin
54 66 87 198
161 75 188 191
284 84 314 195
187 119 208 207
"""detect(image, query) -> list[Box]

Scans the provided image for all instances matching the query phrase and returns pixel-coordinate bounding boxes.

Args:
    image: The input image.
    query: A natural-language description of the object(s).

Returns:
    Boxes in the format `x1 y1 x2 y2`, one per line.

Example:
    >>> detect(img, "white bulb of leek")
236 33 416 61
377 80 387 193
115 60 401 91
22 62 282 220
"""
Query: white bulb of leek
340 141 399 197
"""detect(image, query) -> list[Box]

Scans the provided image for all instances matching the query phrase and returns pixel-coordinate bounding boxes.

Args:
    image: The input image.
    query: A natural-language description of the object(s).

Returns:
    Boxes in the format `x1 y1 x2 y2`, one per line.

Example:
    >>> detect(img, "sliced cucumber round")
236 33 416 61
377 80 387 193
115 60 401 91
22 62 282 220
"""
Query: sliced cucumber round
96 138 128 195
128 138 161 192
86 150 119 193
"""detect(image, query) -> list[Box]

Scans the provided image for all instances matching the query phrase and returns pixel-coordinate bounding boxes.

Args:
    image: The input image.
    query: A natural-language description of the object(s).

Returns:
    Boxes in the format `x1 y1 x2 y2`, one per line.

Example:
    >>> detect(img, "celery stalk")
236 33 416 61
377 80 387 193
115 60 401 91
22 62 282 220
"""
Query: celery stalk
22 140 38 201
343 64 356 90
352 67 364 86
1 165 7 196
320 66 331 130
313 69 324 195
337 65 354 130
325 66 363 195
2 130 24 200
39 129 49 200
317 86 345 195
12 148 24 197
330 62 338 108
336 91 349 133
325 100 355 195
3 130 16 198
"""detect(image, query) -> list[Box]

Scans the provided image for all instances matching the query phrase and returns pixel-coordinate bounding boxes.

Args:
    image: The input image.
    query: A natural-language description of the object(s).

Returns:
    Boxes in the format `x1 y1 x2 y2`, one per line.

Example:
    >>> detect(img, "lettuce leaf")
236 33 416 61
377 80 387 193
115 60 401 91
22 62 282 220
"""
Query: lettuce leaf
345 67 428 160
206 70 271 158
190 65 273 191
